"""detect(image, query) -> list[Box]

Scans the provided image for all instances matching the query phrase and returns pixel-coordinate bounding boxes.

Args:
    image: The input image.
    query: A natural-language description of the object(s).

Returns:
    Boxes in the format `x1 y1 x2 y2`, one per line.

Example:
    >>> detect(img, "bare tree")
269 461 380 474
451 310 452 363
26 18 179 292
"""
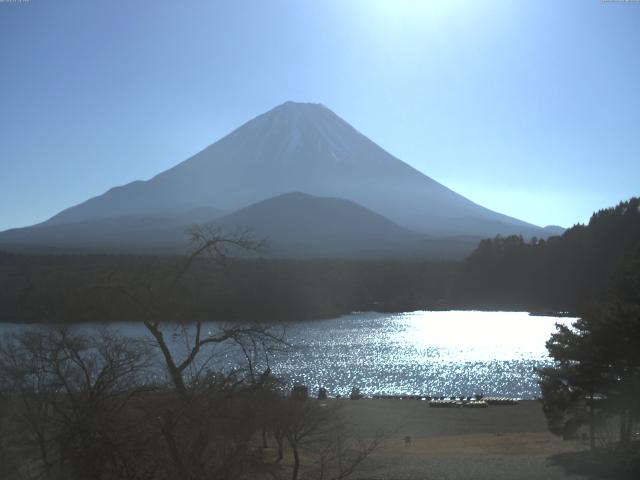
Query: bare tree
0 327 153 480
104 225 291 480
275 399 387 480
314 419 387 480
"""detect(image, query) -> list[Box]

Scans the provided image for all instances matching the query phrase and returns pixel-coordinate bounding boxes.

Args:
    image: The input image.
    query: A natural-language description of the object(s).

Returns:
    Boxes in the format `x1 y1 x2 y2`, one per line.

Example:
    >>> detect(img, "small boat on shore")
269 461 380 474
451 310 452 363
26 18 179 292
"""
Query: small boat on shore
482 397 520 405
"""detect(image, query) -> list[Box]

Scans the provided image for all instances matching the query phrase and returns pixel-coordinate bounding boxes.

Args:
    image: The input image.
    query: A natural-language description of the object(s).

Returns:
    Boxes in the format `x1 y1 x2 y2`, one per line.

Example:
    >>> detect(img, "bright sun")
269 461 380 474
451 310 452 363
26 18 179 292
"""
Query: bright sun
370 0 462 23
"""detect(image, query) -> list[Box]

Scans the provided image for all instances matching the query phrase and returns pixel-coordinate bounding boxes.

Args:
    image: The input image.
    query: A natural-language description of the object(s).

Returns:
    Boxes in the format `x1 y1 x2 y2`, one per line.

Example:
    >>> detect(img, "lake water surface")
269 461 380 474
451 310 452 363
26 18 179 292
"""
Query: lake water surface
0 311 574 399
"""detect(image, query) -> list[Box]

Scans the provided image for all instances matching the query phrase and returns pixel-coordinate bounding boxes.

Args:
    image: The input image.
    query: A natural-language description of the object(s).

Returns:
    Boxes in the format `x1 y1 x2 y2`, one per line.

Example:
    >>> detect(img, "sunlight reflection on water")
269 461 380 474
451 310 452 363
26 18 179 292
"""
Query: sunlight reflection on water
270 311 575 399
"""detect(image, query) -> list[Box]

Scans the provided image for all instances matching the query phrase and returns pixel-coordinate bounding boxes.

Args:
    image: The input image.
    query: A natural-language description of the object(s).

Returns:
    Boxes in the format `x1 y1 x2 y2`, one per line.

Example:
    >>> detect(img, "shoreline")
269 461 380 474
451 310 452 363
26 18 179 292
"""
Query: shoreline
0 307 579 326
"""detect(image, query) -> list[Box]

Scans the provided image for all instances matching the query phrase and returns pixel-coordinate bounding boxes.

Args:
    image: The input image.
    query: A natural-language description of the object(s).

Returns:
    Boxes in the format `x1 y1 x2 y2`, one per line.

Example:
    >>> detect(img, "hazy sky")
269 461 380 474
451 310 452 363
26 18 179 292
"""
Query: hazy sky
1 0 638 231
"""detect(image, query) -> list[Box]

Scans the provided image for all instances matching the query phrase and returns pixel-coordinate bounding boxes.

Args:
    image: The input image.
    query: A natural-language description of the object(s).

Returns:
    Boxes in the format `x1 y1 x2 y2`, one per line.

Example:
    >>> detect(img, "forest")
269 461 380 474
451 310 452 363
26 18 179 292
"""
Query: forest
533 203 640 479
0 249 455 324
453 197 640 314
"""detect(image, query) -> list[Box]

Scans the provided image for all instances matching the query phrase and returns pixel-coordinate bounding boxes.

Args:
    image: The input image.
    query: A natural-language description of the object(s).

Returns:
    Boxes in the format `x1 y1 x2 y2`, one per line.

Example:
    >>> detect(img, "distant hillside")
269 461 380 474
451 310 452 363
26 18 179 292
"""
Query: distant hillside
542 225 565 236
0 192 483 260
453 197 640 313
0 207 221 254
214 192 417 257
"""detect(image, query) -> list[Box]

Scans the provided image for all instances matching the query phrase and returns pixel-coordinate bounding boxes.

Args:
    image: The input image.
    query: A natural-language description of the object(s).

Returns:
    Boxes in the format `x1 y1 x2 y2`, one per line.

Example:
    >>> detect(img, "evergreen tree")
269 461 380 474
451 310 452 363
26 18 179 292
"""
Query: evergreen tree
538 244 640 447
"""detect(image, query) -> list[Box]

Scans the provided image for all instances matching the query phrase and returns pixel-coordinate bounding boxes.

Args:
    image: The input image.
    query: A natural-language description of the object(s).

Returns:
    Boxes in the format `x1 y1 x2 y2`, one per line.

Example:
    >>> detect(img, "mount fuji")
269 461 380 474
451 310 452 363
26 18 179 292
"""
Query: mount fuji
0 101 560 256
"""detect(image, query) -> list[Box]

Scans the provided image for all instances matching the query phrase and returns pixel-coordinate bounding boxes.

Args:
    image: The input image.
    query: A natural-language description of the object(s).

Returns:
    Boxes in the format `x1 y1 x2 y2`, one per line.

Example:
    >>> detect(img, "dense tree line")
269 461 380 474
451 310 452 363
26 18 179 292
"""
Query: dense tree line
453 197 640 314
0 251 455 324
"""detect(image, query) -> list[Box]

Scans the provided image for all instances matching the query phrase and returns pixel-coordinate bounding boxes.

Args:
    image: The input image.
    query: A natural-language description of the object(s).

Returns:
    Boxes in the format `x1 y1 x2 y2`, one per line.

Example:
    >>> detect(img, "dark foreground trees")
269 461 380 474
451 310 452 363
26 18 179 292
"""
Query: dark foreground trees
0 327 382 480
0 328 154 479
537 243 640 477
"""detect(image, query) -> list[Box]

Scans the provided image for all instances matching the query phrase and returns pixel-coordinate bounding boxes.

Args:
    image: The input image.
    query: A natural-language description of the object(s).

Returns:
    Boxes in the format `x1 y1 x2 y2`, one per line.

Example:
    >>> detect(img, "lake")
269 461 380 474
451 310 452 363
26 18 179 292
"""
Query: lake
0 310 574 399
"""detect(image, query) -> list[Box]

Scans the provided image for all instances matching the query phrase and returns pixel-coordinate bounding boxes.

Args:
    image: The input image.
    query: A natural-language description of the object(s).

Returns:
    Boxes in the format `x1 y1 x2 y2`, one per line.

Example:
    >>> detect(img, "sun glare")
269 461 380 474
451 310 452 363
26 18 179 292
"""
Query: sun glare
369 0 464 26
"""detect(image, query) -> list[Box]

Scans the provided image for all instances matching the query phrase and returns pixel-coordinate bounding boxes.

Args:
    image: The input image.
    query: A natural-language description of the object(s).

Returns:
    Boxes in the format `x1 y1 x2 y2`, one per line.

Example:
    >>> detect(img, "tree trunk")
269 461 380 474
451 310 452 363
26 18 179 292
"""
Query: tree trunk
589 393 595 450
161 410 191 480
620 410 629 444
291 443 300 480
37 433 52 480
144 322 188 398
262 425 268 448
276 434 284 462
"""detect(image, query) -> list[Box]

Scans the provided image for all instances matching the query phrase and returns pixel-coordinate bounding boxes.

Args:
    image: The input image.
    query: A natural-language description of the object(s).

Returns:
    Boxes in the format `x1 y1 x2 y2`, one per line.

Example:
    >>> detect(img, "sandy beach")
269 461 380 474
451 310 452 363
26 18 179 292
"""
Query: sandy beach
326 399 589 479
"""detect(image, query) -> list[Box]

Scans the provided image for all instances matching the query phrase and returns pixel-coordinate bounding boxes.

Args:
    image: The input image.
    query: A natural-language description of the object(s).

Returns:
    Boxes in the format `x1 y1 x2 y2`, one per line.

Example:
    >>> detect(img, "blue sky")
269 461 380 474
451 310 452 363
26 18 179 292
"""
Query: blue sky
0 0 638 231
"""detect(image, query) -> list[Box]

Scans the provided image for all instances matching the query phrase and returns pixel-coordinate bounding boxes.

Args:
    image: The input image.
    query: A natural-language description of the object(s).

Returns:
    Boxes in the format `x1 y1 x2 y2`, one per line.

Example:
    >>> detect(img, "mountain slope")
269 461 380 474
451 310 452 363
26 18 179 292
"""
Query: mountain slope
0 207 221 253
0 193 418 256
214 192 416 256
0 192 484 259
37 101 548 238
